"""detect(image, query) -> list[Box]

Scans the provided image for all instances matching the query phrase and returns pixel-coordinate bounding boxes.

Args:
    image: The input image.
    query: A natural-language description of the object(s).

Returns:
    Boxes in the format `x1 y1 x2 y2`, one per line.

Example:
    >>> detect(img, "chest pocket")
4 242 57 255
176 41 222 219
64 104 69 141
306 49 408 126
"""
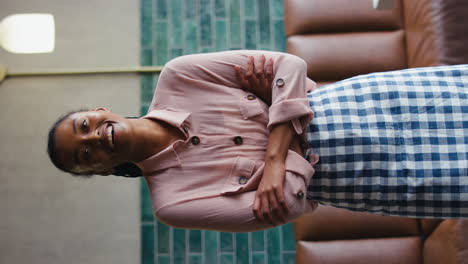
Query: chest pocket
238 94 266 119
221 156 260 195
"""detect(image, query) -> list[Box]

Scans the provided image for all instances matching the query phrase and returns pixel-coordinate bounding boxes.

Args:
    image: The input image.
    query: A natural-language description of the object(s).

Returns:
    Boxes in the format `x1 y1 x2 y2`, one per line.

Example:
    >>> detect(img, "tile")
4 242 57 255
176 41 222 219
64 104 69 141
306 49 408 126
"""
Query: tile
174 228 186 264
140 179 154 221
141 49 153 66
274 20 286 52
171 48 183 58
141 0 153 18
189 255 203 264
140 74 155 103
140 1 295 263
189 230 202 253
267 228 281 264
258 0 271 46
157 221 170 254
251 231 264 252
281 223 296 251
155 21 168 65
141 224 155 264
185 0 196 19
158 256 170 264
272 0 284 18
200 0 212 46
245 20 257 50
228 0 241 46
170 0 183 47
140 104 150 116
215 20 227 51
244 0 256 18
156 0 168 19
283 252 296 264
200 47 214 53
252 253 265 264
141 15 153 48
220 232 233 252
220 254 234 264
215 0 226 18
184 20 198 54
235 233 249 264
204 231 218 264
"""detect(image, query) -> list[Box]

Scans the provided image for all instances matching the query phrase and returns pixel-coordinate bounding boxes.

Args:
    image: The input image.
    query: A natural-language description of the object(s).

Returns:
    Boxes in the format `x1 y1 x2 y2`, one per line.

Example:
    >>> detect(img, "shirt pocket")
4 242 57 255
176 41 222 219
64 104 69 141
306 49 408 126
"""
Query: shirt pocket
221 156 259 195
238 95 267 120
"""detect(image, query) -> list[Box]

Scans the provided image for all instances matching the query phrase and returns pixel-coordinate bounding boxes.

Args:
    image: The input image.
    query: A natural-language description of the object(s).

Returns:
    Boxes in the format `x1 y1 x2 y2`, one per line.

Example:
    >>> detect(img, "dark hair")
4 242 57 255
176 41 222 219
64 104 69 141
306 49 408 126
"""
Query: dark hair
47 110 142 178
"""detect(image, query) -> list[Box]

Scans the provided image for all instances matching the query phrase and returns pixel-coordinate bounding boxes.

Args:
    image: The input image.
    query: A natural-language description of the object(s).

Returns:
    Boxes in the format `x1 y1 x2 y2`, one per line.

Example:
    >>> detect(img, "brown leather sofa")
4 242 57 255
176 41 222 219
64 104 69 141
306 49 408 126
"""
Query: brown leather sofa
284 0 468 263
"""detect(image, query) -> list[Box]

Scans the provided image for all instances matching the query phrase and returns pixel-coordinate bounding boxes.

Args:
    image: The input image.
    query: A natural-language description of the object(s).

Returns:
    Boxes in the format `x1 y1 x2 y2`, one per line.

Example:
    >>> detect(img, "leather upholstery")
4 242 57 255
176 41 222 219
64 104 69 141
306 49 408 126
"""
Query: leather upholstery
285 0 468 263
294 206 419 241
287 31 407 82
284 0 402 36
296 237 422 264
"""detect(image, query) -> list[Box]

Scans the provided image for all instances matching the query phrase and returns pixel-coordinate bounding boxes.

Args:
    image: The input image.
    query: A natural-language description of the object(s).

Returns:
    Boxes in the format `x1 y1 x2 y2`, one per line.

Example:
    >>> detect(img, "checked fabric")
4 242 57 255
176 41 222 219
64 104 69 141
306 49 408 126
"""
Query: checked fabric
305 64 468 218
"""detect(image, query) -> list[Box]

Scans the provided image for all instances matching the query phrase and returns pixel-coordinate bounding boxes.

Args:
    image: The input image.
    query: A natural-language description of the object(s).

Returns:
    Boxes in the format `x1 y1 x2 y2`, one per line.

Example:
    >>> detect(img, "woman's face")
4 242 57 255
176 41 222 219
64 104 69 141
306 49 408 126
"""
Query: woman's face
54 109 134 175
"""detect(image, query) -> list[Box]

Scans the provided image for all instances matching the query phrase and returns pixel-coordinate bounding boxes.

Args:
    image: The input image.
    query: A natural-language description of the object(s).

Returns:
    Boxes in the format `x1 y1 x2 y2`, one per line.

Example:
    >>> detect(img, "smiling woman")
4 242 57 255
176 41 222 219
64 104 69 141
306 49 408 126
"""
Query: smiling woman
47 108 185 177
47 50 468 233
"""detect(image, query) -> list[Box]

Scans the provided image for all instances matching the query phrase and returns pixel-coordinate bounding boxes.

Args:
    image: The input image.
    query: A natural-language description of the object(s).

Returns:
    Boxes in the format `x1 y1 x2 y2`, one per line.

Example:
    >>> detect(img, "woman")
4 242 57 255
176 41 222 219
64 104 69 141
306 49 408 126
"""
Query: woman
47 50 468 232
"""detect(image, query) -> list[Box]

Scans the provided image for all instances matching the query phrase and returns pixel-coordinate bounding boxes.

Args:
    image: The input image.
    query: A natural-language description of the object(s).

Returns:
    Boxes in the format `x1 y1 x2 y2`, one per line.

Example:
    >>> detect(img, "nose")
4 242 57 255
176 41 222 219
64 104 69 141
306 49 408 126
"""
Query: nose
83 128 102 146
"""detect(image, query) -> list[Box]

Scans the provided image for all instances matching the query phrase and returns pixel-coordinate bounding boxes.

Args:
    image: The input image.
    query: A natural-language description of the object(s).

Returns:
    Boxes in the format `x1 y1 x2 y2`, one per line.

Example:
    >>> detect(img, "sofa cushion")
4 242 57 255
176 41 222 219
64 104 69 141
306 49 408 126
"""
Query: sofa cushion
285 0 402 36
404 0 468 67
287 31 407 82
296 237 421 264
294 205 420 241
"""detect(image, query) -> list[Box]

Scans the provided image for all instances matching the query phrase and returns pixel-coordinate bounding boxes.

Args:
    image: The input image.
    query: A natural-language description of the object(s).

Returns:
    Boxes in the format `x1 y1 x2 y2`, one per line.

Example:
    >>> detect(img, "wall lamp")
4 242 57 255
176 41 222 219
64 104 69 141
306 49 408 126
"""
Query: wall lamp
0 13 162 83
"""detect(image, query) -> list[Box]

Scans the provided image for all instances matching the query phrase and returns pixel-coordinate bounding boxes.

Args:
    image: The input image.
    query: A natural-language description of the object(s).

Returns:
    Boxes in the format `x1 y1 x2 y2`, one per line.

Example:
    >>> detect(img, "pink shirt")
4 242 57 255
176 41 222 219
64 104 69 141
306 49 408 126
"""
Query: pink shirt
137 50 318 232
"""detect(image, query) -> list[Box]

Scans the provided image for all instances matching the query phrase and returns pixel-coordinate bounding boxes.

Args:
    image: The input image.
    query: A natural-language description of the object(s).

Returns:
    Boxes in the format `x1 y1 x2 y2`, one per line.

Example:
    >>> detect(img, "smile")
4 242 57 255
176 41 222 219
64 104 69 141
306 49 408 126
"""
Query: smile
106 125 115 149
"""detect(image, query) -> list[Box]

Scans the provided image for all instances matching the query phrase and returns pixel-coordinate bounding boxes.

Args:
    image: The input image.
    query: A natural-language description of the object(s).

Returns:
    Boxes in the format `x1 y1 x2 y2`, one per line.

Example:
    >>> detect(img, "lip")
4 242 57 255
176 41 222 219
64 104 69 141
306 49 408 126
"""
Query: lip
100 122 114 152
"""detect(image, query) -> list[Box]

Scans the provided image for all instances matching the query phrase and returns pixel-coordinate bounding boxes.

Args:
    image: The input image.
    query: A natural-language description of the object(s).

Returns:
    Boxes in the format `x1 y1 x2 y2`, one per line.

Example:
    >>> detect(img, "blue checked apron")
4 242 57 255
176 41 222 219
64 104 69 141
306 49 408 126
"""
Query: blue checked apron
304 64 468 218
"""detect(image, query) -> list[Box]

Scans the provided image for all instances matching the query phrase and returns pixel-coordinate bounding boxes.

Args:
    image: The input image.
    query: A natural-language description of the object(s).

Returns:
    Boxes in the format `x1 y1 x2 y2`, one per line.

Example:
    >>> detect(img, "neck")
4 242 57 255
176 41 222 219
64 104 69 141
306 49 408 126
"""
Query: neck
127 118 182 163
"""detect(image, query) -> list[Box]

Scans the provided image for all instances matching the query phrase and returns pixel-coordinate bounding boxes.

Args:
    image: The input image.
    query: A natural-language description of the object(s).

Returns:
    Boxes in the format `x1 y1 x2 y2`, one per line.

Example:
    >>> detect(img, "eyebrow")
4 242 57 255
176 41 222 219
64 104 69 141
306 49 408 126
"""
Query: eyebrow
72 118 79 165
72 118 78 134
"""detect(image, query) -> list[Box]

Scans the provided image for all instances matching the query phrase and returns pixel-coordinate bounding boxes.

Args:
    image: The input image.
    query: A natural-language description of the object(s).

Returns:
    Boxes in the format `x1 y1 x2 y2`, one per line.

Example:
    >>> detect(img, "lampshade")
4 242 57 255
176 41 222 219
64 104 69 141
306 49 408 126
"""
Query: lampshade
0 13 55 54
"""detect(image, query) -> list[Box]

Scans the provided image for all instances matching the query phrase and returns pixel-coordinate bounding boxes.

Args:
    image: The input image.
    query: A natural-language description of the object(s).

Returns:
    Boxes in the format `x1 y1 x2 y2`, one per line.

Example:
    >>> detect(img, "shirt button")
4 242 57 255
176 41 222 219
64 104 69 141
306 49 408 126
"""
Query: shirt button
296 190 304 199
247 94 256 100
239 176 248 184
191 136 200 145
233 136 243 145
276 78 285 87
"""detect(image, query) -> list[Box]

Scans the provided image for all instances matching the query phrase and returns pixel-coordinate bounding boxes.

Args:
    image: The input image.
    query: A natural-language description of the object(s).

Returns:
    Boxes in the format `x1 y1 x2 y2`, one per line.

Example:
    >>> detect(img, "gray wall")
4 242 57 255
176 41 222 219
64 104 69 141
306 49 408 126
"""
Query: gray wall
0 1 141 264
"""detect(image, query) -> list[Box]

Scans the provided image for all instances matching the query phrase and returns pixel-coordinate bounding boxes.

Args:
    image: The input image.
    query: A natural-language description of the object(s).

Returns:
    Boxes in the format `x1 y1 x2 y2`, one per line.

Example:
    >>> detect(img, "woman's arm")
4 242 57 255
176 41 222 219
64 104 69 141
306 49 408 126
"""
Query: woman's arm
154 151 314 232
233 55 307 226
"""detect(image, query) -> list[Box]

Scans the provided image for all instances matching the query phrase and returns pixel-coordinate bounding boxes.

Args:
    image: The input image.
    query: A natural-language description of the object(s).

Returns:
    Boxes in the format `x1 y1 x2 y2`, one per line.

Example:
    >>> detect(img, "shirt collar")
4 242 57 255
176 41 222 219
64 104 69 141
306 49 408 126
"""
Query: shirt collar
142 108 190 130
136 108 190 174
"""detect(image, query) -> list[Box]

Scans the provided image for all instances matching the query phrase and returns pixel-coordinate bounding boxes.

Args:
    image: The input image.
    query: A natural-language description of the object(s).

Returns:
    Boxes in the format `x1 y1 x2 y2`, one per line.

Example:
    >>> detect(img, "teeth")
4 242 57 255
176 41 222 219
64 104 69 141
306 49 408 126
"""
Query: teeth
107 126 114 148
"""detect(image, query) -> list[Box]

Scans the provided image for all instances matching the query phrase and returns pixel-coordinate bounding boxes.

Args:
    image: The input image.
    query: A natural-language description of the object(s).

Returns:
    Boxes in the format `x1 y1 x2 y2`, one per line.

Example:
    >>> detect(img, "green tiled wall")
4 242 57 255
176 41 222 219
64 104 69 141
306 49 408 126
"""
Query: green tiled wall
139 0 293 263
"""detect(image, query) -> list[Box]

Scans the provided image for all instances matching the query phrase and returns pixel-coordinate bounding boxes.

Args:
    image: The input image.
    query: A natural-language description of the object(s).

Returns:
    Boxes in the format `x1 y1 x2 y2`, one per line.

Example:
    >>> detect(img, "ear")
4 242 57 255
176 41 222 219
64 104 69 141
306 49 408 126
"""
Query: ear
91 107 111 112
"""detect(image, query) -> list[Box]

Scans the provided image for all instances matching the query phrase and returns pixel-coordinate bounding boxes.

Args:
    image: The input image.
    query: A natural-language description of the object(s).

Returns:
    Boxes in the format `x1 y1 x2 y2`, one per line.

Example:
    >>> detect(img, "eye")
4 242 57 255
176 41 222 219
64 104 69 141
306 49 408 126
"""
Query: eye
81 119 88 131
83 147 90 161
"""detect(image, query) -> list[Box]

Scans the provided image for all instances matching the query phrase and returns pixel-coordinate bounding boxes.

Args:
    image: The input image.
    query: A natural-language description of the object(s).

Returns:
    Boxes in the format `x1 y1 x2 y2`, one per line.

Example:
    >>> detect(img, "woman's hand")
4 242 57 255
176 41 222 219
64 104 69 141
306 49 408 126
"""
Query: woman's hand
253 120 296 226
253 158 290 226
234 55 274 105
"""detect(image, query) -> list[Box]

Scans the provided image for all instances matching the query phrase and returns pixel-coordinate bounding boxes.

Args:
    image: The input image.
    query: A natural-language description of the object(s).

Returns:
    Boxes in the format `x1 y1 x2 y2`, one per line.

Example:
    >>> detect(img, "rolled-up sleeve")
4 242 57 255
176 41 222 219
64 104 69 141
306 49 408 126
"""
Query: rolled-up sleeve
155 172 314 233
157 50 314 136
267 54 314 134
